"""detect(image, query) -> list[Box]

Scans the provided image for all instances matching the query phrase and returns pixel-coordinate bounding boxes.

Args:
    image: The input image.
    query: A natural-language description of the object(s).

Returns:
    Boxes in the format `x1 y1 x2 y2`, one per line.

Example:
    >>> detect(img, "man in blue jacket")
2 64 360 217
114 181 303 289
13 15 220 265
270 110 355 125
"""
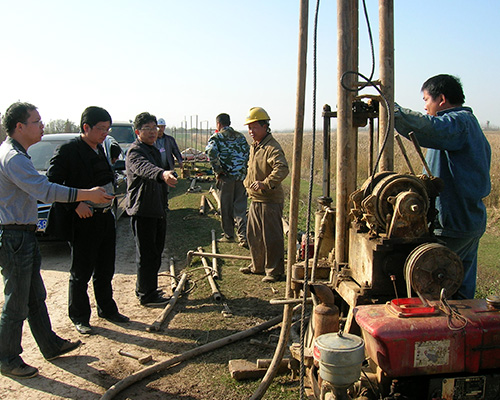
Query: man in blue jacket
395 74 491 299
126 112 177 306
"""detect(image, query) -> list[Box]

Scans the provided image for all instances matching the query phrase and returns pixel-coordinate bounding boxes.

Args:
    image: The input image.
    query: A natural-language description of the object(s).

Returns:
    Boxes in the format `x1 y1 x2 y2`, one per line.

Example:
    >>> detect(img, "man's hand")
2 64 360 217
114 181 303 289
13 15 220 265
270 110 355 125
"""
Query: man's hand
75 202 93 219
250 181 265 191
162 171 178 187
78 187 114 203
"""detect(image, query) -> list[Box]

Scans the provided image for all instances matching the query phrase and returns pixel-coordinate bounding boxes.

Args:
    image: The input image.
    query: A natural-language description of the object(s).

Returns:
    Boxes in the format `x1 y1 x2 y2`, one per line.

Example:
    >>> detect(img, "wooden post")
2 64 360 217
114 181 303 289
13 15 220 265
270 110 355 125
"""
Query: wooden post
379 0 394 172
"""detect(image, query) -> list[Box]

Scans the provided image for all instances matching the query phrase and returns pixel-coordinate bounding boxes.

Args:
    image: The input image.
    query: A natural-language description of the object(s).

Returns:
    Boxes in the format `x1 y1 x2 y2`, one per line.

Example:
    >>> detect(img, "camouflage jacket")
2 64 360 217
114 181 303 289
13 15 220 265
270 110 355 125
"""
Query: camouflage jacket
205 126 249 181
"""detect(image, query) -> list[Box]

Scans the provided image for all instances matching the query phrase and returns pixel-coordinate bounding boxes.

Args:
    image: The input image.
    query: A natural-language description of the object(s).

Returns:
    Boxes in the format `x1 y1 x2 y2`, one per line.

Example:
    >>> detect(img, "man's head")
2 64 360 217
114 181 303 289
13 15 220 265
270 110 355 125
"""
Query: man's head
244 107 270 143
216 113 231 131
3 102 39 136
80 106 112 148
421 74 465 116
134 112 158 146
157 117 166 137
2 102 44 149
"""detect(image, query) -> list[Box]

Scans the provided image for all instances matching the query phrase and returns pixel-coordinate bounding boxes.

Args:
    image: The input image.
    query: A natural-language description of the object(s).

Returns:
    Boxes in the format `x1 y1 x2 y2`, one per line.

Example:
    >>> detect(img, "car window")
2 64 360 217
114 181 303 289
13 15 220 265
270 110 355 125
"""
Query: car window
108 125 135 144
28 141 65 171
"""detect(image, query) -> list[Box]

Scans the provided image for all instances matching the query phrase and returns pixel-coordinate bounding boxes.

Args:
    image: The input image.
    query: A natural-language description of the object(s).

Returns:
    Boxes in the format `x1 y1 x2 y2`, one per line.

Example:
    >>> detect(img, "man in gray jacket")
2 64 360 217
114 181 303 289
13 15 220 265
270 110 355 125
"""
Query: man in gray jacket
0 102 113 378
126 112 177 306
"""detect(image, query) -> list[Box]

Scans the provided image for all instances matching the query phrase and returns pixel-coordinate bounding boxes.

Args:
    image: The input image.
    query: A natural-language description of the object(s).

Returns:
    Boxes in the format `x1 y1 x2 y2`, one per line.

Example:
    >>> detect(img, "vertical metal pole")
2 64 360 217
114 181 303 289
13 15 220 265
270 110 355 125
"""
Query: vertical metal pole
184 118 187 150
322 104 331 198
195 115 199 151
335 0 358 265
250 1 309 399
379 0 394 171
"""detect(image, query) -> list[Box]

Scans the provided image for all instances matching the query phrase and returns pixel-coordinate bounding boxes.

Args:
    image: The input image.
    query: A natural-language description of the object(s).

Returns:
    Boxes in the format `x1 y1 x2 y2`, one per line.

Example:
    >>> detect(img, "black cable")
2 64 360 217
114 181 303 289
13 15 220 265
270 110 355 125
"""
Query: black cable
299 0 320 399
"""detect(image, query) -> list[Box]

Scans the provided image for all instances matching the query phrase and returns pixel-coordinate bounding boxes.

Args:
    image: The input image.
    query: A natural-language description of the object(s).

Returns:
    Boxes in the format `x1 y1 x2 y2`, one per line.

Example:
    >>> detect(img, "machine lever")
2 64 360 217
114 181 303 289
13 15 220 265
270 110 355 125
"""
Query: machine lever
408 132 434 177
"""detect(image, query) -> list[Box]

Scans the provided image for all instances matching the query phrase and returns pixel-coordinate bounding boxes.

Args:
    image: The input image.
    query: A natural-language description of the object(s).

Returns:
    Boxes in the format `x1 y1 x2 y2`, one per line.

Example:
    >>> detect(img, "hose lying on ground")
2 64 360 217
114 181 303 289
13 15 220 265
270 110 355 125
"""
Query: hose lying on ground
100 312 292 400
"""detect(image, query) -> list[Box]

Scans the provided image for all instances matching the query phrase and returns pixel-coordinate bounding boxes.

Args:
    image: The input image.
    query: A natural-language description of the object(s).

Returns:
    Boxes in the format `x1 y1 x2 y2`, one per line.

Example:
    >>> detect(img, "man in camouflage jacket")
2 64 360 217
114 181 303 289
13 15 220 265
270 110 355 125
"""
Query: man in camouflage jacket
206 113 250 247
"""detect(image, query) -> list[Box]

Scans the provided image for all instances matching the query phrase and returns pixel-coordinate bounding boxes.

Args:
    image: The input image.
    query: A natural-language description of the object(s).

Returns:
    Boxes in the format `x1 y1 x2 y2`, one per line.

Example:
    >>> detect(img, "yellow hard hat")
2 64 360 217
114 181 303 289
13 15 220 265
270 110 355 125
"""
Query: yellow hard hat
244 107 271 125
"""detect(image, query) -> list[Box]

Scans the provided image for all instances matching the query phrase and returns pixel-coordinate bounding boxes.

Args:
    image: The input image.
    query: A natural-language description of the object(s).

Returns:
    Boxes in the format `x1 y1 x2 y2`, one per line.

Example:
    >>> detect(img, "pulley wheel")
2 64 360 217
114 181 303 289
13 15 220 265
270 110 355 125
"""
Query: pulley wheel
373 174 429 228
404 243 463 300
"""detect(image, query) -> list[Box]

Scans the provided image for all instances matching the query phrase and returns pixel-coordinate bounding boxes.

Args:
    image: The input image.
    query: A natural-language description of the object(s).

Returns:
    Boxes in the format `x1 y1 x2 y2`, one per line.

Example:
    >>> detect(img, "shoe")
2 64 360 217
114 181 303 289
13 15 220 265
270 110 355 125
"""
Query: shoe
1 362 39 379
218 235 234 243
239 265 253 274
262 275 283 283
141 294 171 307
238 240 249 249
239 265 264 275
45 339 82 361
98 312 130 323
74 322 93 335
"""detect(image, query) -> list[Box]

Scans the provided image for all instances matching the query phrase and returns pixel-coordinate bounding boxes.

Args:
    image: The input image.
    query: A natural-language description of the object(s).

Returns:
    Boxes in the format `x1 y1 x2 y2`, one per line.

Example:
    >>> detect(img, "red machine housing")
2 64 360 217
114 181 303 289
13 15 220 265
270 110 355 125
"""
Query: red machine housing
354 299 500 377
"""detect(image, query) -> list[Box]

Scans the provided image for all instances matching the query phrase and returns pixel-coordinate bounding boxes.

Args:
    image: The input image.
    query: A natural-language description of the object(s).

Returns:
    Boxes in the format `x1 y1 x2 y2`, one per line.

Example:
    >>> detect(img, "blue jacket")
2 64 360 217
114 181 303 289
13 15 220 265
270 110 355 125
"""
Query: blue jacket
394 105 491 238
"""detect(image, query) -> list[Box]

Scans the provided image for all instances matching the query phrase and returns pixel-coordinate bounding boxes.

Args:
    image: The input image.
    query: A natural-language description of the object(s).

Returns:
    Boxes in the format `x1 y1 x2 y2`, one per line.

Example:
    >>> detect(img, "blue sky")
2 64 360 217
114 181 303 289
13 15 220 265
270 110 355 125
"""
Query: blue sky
1 0 499 131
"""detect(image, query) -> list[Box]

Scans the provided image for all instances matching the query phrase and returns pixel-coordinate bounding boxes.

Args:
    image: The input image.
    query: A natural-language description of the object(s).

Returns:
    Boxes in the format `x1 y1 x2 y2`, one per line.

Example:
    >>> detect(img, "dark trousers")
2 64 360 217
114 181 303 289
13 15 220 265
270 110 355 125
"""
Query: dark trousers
131 216 166 302
219 177 248 242
69 212 118 324
0 230 66 366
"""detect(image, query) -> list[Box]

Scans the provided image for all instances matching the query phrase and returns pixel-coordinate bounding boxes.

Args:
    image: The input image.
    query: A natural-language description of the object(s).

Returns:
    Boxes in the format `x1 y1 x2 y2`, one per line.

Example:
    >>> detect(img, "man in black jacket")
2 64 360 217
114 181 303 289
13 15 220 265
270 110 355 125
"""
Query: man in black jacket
126 112 177 306
47 106 129 335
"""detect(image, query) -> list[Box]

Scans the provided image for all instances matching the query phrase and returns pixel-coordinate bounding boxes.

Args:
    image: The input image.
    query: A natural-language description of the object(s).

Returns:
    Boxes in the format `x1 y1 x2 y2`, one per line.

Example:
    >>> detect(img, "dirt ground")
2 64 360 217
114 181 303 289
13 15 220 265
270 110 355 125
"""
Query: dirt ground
0 214 293 400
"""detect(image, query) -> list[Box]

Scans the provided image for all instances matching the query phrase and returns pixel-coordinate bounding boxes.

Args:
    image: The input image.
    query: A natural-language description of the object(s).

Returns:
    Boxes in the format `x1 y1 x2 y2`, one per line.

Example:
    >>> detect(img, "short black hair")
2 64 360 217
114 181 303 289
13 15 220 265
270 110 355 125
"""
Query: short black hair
2 102 37 135
80 106 112 132
134 112 157 130
216 113 231 127
421 74 465 105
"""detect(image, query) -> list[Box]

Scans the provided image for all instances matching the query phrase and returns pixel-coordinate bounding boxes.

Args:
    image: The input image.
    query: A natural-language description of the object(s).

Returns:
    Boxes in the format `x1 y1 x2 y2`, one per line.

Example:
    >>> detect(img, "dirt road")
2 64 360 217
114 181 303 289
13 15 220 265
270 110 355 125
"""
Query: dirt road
0 217 195 399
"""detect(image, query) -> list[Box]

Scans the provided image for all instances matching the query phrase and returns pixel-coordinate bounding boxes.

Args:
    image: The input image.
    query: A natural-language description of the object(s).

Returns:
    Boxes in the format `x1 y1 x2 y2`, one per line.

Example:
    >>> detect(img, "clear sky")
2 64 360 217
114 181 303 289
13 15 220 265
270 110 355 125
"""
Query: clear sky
1 0 499 131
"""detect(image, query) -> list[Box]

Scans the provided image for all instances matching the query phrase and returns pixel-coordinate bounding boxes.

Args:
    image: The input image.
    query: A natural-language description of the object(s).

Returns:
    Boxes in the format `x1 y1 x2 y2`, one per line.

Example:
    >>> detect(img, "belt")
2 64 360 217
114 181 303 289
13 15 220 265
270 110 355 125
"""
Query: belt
93 206 112 214
0 224 37 231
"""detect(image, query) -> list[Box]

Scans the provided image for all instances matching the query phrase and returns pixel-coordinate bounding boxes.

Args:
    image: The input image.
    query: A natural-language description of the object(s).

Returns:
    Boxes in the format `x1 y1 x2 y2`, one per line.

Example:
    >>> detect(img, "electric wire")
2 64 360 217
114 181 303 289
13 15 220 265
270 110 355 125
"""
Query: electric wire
299 0 320 399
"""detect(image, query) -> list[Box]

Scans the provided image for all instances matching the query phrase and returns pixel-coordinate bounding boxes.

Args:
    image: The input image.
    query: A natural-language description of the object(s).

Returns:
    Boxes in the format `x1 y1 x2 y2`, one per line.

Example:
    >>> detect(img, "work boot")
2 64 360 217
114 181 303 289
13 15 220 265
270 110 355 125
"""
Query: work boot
262 275 284 283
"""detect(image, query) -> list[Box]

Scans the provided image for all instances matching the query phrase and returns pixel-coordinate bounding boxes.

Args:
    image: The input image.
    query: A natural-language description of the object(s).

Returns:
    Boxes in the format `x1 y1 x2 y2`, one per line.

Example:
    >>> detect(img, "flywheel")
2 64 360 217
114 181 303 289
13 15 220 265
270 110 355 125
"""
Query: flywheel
404 243 463 300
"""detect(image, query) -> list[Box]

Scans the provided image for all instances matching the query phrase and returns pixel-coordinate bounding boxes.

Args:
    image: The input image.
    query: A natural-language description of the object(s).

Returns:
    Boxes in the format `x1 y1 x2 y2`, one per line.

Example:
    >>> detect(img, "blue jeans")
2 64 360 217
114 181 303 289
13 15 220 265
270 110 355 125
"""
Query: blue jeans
0 230 65 367
437 235 481 299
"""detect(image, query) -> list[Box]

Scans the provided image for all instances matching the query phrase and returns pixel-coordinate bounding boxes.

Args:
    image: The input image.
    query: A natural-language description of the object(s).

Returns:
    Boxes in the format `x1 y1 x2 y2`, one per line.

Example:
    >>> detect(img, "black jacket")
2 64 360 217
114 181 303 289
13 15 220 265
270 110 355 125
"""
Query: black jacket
125 139 168 218
46 136 115 239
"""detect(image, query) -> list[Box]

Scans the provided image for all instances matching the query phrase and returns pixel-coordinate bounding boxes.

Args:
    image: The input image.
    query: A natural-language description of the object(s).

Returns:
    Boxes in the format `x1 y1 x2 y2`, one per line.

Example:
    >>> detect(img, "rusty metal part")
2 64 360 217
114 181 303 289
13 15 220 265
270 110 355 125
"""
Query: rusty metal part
197 247 222 301
147 272 188 332
404 242 463 300
408 131 433 177
395 134 416 175
186 250 251 266
118 349 152 364
310 284 339 338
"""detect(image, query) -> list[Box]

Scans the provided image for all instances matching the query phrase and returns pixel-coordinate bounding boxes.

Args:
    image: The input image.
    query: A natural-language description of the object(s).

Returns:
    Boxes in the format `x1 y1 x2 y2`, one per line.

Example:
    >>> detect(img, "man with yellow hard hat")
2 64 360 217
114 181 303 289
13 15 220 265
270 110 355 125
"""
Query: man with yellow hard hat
240 107 289 282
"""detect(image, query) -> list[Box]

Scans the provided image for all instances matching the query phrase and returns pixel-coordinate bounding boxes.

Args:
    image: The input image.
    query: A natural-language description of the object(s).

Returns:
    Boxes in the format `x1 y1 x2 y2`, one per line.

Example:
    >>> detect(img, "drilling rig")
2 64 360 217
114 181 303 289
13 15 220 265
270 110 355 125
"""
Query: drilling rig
252 1 500 399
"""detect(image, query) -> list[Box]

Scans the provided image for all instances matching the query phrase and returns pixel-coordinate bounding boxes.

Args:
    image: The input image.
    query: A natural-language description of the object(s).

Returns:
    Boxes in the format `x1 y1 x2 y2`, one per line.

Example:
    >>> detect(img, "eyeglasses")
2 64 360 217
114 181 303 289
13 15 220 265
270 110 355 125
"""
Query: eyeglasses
22 120 44 126
140 126 158 132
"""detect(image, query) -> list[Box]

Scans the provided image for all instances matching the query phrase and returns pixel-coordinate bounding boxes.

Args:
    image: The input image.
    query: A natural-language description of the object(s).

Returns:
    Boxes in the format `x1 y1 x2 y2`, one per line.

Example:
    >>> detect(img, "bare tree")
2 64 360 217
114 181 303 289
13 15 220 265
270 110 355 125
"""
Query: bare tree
44 119 79 134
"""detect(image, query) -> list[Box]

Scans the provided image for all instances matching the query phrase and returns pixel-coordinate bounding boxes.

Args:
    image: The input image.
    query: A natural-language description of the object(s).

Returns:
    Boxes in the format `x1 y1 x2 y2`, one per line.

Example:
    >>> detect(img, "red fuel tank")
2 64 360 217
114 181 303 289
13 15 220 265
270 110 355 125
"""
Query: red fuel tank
354 299 500 377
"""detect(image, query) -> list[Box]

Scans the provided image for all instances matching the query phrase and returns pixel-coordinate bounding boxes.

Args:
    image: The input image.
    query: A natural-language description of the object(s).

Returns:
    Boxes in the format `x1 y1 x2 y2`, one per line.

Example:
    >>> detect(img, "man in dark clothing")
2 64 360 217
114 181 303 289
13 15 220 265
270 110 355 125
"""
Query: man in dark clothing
154 117 183 211
126 112 177 306
47 106 129 335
